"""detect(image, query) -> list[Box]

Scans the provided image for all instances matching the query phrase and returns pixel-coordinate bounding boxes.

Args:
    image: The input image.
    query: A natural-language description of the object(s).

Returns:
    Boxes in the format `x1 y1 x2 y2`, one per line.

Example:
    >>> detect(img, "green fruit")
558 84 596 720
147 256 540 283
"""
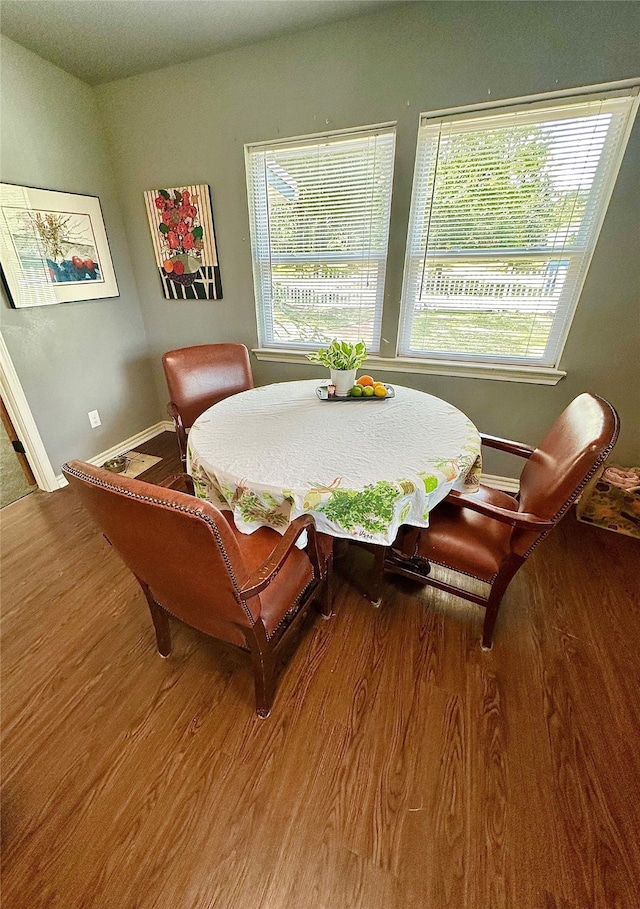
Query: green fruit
350 385 363 396
362 385 375 397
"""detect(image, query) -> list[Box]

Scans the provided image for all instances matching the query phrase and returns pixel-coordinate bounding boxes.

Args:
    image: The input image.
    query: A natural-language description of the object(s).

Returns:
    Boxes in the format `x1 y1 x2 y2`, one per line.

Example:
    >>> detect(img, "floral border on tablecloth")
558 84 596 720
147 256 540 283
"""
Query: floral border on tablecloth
188 418 482 545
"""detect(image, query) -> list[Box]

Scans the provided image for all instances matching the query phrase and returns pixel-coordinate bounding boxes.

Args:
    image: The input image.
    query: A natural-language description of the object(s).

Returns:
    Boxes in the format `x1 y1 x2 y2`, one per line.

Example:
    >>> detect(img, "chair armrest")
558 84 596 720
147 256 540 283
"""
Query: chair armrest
445 490 555 530
240 515 319 599
481 433 535 459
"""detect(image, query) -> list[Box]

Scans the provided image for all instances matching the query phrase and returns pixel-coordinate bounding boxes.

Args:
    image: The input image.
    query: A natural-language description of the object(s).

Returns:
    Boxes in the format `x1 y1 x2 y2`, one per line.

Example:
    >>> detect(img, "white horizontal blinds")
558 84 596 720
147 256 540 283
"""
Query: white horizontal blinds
246 127 395 351
246 152 274 344
399 90 639 365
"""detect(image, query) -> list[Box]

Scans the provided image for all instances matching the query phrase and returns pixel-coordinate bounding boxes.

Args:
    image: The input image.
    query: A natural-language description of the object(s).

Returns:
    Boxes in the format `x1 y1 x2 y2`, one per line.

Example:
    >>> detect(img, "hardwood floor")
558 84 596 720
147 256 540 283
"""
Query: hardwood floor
2 433 639 908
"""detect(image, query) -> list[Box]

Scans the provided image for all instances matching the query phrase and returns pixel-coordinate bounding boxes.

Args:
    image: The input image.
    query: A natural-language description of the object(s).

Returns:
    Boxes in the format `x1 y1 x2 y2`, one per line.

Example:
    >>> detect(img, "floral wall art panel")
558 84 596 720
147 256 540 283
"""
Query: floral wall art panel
0 183 119 308
143 184 223 300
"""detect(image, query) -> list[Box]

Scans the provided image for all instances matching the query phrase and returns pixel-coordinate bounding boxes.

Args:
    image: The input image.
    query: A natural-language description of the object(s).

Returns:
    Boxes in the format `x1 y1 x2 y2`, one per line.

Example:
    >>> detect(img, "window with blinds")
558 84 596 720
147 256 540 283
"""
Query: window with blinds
399 88 639 366
245 125 396 352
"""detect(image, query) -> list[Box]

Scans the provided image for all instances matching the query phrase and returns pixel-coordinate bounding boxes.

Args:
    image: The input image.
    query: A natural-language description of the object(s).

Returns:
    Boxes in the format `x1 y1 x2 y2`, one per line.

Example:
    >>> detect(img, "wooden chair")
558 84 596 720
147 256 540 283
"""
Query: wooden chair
161 343 254 470
372 393 619 648
62 460 334 717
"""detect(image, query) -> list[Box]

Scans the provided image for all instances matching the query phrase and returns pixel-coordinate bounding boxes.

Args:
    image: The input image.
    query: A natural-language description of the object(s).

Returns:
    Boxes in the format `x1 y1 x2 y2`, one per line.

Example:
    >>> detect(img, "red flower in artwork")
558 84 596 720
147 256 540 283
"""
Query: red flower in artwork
154 188 205 281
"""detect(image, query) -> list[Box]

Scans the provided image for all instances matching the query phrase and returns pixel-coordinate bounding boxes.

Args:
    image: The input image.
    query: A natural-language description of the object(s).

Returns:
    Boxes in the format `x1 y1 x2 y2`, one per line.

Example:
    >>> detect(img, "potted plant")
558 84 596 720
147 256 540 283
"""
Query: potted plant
307 339 368 397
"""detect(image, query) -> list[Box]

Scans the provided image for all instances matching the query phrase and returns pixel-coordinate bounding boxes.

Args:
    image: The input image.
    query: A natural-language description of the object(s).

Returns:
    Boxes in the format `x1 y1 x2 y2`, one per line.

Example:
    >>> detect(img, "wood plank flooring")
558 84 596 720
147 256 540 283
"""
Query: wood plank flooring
2 433 639 908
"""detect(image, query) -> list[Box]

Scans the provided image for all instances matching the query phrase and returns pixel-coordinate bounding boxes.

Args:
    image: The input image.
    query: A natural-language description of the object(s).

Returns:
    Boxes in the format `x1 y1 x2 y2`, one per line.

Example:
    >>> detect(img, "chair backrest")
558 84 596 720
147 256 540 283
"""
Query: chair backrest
62 460 259 645
513 393 619 554
162 343 254 429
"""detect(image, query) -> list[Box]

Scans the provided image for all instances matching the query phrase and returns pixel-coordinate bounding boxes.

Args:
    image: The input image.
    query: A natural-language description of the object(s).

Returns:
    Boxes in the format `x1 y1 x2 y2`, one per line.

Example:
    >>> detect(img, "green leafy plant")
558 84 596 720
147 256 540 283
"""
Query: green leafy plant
319 481 400 534
306 339 368 371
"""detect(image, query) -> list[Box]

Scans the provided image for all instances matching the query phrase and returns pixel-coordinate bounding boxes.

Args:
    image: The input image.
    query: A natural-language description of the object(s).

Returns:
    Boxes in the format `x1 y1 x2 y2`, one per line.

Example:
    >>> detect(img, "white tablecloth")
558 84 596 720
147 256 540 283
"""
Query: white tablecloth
187 379 481 546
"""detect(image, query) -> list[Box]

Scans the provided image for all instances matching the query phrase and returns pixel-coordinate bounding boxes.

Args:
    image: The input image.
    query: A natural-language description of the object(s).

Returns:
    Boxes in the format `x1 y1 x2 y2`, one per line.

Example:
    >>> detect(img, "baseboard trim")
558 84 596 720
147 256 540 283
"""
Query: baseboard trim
56 421 171 488
481 473 520 494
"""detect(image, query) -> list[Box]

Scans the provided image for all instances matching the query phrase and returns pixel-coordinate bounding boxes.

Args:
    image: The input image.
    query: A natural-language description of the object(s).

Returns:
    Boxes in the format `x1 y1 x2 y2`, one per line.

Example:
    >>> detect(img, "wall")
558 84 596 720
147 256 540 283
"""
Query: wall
2 2 637 482
95 1 640 473
0 36 160 476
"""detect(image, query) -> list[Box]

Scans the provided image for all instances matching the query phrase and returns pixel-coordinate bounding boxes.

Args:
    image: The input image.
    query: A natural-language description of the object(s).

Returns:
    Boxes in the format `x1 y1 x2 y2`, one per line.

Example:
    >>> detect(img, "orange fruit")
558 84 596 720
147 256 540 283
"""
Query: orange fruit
162 258 174 273
373 384 387 397
356 375 375 387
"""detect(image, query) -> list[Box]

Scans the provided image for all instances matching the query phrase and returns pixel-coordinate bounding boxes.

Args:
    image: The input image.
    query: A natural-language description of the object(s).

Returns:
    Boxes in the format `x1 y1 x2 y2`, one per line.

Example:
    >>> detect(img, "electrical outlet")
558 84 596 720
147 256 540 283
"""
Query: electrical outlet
88 410 101 428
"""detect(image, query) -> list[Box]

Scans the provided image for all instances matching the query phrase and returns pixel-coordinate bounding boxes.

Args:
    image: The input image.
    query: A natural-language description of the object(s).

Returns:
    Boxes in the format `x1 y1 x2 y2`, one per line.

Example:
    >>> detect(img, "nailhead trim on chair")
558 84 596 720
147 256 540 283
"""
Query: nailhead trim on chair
421 557 499 585
63 462 255 623
404 398 620 579
266 591 307 641
520 399 620 560
146 590 254 653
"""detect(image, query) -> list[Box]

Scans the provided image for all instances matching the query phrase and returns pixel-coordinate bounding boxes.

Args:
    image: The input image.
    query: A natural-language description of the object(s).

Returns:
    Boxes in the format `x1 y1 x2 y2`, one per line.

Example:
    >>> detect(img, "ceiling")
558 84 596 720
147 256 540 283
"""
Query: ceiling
0 0 398 86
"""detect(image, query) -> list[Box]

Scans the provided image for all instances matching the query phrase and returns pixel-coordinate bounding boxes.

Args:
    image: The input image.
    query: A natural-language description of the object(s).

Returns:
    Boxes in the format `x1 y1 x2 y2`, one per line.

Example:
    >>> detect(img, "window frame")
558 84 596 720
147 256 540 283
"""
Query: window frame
251 80 638 386
245 122 396 355
397 82 640 371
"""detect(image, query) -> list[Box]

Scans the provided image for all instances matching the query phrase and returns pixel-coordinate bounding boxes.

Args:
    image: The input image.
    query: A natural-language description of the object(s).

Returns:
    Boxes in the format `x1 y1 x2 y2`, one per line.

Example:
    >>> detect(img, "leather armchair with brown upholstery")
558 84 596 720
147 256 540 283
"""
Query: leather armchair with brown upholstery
62 460 333 717
161 343 254 470
373 393 619 648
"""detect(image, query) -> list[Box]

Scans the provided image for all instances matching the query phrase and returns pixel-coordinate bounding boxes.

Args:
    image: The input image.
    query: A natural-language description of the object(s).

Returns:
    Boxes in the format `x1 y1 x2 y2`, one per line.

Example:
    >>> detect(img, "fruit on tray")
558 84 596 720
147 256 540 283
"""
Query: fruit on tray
349 382 388 398
349 378 388 397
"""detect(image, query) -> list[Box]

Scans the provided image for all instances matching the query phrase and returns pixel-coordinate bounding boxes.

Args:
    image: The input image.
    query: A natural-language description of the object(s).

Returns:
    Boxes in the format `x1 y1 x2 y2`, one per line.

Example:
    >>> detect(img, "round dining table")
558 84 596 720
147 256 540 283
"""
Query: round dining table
187 379 482 546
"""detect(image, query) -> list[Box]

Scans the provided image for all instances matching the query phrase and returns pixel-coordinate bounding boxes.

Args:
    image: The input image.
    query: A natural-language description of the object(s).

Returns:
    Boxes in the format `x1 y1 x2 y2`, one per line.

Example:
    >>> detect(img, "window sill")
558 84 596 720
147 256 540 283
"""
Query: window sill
252 349 566 386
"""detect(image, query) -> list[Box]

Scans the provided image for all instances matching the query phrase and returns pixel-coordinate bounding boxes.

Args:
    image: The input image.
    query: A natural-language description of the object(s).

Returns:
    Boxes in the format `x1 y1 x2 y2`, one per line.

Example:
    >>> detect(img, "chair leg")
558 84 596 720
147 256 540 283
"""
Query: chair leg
139 582 172 657
481 557 523 649
369 543 433 606
318 554 334 618
481 594 500 650
246 624 277 719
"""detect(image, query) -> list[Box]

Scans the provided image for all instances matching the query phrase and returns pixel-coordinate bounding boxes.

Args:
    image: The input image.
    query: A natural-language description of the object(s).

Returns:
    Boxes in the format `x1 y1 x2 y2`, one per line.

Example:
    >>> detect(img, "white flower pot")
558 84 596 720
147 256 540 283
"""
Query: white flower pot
330 368 357 397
